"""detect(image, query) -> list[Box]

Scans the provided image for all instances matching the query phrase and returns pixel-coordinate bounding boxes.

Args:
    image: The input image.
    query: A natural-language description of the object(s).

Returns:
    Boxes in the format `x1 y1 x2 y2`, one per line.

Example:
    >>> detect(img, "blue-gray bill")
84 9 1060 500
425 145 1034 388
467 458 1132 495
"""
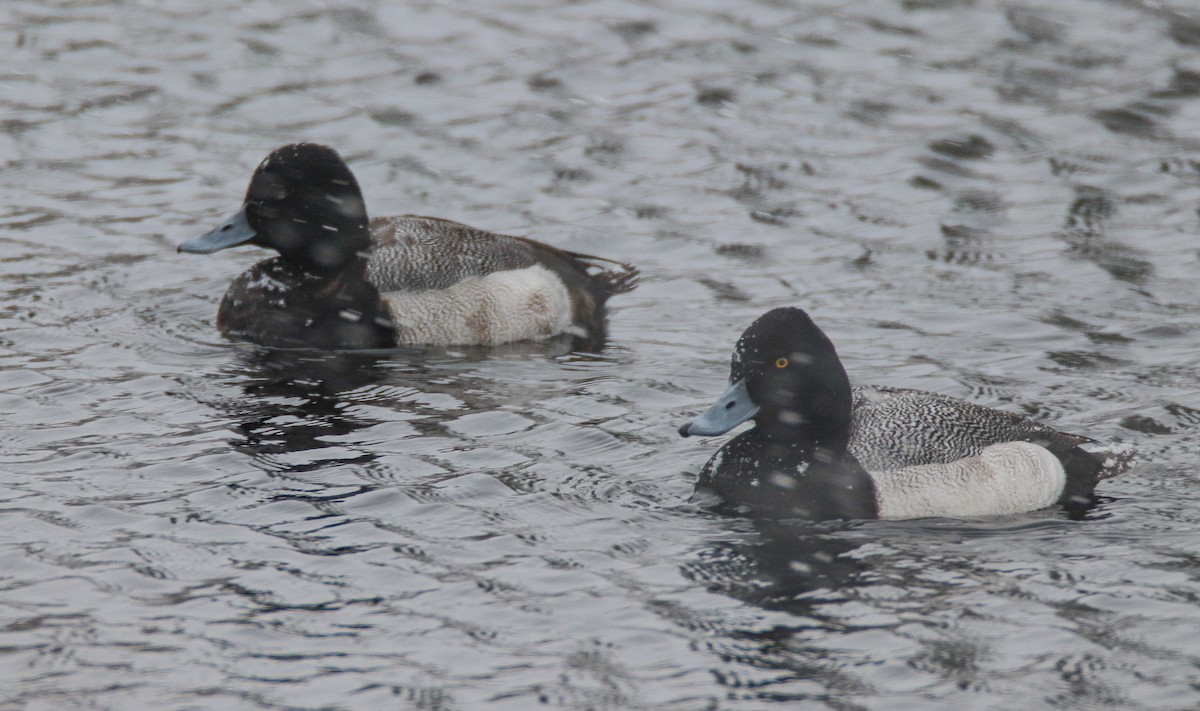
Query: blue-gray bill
679 378 759 437
178 208 256 254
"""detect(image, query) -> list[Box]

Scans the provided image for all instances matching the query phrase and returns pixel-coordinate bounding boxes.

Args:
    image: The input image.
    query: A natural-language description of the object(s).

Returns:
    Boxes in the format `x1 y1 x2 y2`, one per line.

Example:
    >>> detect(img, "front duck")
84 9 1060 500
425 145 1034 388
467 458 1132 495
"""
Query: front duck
679 308 1130 520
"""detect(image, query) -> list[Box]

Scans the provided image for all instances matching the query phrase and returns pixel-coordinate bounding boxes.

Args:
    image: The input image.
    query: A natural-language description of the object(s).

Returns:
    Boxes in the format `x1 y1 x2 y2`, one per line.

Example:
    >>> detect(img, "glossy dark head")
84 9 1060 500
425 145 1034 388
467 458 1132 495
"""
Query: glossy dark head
680 308 854 441
179 143 370 270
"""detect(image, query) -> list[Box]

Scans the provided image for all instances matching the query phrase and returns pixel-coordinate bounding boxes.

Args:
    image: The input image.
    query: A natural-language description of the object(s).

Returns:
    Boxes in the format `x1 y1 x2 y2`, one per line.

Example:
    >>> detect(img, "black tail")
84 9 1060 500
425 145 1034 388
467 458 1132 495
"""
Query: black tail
553 246 639 299
573 253 640 297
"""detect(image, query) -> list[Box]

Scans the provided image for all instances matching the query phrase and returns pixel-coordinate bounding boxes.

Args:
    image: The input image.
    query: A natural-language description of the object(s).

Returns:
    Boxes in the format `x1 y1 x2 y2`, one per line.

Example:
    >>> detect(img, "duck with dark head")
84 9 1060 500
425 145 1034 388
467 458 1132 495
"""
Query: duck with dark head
680 308 1133 521
180 143 638 351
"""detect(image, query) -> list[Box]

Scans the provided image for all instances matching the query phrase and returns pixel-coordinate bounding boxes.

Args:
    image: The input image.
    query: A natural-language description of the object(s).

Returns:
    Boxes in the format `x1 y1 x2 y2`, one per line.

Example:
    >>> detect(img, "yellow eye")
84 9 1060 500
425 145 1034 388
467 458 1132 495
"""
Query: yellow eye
775 357 789 369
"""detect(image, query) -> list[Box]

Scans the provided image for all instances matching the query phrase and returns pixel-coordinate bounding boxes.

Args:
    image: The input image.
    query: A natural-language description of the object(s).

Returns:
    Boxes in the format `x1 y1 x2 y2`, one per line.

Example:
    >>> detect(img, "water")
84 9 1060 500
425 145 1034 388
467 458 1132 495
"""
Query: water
3 0 1200 707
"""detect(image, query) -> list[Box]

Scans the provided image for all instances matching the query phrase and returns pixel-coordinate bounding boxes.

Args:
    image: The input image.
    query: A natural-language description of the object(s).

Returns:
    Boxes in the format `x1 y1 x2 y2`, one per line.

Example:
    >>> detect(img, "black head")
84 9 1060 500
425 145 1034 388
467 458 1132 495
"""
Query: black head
680 308 854 443
179 143 371 270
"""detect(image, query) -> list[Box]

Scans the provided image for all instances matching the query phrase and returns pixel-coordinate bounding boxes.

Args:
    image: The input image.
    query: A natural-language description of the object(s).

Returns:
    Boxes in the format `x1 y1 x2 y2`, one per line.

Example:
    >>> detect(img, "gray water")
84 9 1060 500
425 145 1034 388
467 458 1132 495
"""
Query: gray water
3 0 1200 708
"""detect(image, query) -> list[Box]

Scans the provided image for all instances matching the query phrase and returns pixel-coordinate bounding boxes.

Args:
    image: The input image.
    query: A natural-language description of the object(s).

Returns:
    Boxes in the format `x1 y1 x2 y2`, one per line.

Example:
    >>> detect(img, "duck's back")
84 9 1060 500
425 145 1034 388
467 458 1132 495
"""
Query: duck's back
848 385 1091 471
366 216 538 291
366 216 636 346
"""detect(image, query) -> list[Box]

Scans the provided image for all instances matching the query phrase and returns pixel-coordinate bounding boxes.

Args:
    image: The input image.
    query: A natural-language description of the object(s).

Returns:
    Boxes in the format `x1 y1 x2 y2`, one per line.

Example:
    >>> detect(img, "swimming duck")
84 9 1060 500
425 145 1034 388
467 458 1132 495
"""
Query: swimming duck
178 143 638 350
679 308 1132 520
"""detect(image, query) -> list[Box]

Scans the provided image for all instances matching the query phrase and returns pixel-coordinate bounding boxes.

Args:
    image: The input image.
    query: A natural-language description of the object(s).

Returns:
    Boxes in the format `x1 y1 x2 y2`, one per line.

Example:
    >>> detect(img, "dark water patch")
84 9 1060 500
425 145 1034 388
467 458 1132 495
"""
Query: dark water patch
1166 14 1200 47
901 0 977 9
917 155 979 180
1004 6 1066 44
1093 105 1168 139
1119 415 1172 435
929 134 995 160
845 99 894 125
1158 156 1200 183
696 85 736 108
611 20 658 44
367 108 416 127
951 189 1006 215
583 134 624 166
909 174 942 190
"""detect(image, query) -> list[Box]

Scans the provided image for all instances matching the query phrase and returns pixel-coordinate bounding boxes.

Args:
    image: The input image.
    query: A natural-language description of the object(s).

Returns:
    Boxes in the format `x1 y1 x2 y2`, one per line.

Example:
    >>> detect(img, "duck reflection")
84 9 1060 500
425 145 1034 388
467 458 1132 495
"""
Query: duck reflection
214 335 590 476
223 347 405 471
682 518 870 615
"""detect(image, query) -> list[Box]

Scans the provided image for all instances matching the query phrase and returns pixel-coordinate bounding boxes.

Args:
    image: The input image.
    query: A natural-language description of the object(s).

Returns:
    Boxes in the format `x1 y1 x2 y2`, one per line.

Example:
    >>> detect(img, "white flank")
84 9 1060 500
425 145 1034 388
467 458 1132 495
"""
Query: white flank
872 441 1066 520
381 264 574 346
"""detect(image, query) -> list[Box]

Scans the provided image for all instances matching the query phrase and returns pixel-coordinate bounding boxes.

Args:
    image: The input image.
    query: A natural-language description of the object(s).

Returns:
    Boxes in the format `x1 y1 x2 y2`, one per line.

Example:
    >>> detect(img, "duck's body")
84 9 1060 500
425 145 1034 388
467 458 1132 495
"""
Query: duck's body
680 308 1132 521
181 144 637 350
847 384 1077 471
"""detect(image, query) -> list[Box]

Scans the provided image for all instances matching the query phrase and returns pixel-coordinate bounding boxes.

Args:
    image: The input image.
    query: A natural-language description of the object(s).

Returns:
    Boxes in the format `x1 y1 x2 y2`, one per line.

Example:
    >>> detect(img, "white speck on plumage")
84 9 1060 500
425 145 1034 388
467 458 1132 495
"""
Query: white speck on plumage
769 472 797 489
339 309 362 322
788 560 812 574
779 409 804 425
246 273 288 292
321 224 338 233
312 243 342 267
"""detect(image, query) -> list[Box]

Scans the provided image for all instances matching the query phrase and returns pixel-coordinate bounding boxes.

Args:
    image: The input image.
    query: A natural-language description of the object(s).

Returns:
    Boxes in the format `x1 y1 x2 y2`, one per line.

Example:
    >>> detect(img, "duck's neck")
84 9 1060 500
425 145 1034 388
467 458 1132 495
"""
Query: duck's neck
754 373 855 456
260 214 372 273
755 409 851 453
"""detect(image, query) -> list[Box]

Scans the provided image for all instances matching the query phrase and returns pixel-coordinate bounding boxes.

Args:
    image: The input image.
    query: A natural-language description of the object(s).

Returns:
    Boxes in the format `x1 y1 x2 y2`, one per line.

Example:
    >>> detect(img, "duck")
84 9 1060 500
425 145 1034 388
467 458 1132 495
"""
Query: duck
178 143 638 350
678 308 1133 520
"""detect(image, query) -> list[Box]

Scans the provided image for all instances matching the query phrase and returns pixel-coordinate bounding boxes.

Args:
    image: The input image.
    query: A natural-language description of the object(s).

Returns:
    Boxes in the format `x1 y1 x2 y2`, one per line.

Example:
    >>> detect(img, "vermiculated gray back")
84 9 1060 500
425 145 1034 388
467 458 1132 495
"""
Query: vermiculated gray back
847 385 1088 472
366 215 537 292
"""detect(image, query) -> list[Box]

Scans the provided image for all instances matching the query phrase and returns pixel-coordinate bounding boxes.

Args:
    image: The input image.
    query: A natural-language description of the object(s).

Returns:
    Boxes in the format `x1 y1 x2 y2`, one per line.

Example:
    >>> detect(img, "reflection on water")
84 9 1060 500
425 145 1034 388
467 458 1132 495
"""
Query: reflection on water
3 0 1200 708
683 520 869 614
226 349 399 469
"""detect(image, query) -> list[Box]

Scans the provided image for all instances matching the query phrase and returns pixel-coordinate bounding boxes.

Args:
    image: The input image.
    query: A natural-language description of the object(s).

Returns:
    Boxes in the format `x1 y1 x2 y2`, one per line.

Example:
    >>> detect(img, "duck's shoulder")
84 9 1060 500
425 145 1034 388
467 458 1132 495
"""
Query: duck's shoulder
851 384 1071 438
367 215 639 299
366 215 539 292
848 384 1084 470
853 384 1015 418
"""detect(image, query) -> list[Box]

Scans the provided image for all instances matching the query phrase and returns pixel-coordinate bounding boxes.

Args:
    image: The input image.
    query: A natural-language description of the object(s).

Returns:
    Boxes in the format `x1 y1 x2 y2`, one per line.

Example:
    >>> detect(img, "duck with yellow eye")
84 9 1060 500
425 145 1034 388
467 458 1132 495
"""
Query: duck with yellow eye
678 308 1133 521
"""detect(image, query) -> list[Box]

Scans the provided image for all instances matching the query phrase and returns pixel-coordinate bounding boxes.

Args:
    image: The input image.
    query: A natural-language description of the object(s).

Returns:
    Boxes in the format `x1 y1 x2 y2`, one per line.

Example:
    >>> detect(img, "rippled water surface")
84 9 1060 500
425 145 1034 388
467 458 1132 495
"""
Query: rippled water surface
4 0 1200 708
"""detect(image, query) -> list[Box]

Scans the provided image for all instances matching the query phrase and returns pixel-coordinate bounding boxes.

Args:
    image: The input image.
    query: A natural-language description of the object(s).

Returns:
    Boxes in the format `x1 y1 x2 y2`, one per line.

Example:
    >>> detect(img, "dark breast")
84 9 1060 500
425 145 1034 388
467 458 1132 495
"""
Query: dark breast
217 258 395 350
698 431 879 520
